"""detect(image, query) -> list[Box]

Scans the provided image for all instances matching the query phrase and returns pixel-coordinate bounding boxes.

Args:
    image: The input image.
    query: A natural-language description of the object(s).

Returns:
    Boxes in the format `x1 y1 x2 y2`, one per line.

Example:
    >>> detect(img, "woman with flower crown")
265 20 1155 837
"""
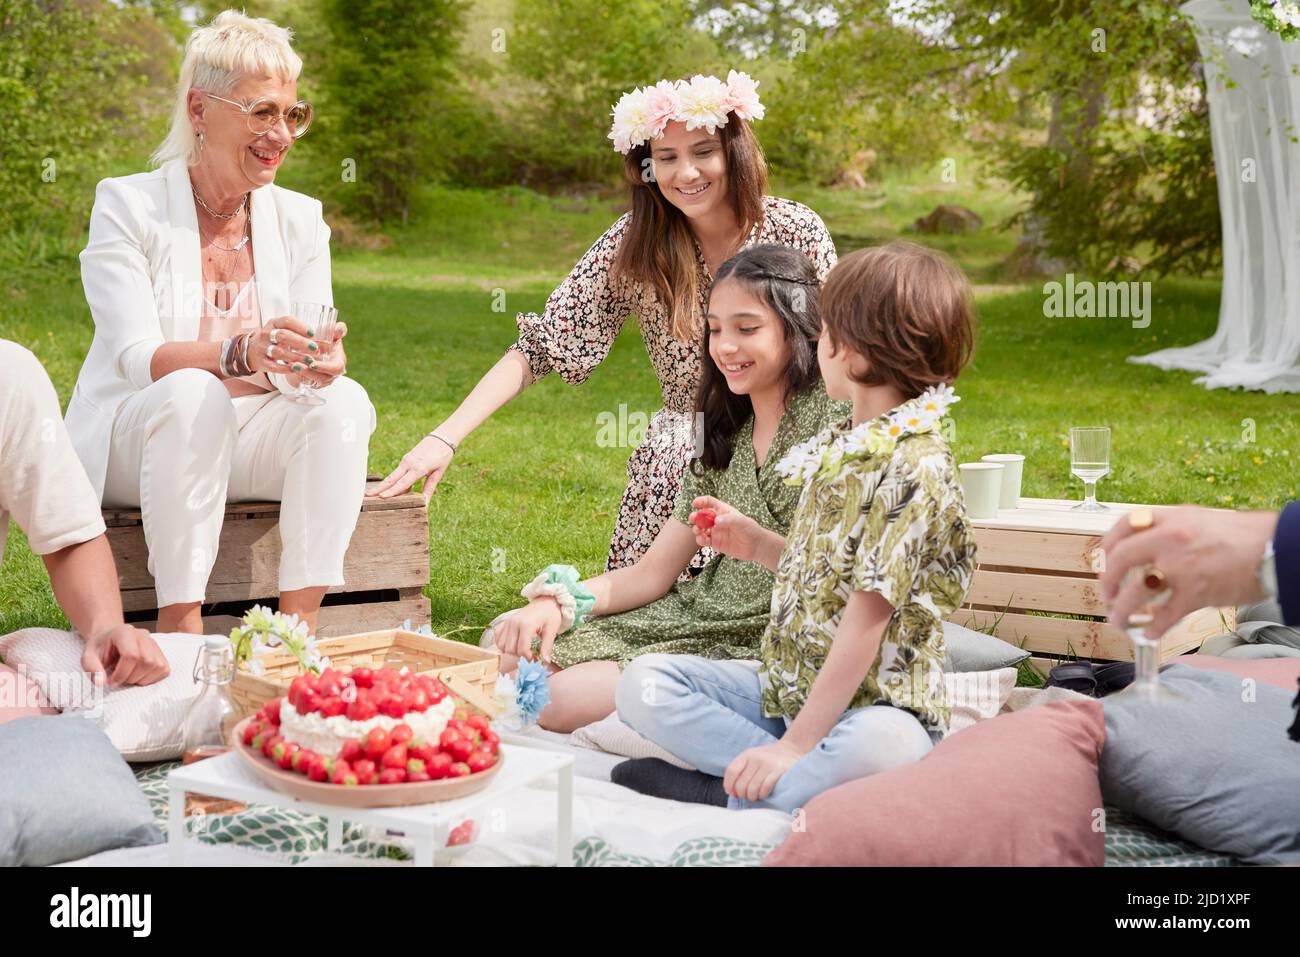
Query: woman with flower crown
370 71 837 576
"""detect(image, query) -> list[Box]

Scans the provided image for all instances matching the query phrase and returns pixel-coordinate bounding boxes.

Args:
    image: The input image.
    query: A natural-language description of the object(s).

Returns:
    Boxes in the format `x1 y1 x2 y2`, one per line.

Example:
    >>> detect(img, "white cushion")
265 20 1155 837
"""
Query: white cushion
945 667 1018 736
0 628 205 761
570 710 697 769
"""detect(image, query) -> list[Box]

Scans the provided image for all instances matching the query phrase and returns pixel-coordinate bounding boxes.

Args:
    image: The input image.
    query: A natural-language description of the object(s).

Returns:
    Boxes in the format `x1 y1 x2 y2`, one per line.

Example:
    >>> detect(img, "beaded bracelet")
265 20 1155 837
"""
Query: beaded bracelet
520 564 597 634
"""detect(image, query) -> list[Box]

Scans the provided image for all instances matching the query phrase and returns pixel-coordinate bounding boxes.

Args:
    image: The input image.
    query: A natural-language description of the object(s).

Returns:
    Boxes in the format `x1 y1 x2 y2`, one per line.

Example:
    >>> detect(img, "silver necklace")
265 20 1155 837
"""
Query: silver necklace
193 186 249 220
204 212 251 253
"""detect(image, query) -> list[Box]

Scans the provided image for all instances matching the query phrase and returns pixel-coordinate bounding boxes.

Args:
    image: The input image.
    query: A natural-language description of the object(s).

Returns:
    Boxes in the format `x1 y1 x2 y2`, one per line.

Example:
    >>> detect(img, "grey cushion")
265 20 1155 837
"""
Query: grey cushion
1100 664 1300 865
1231 599 1300 651
1198 632 1247 657
1237 600 1283 625
942 620 1030 672
0 714 162 865
1222 642 1300 660
1197 632 1300 658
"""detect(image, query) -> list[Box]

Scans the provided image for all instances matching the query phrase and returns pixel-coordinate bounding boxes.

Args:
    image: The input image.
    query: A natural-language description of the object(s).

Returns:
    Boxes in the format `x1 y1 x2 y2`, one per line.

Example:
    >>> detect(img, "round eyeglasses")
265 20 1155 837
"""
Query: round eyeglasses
202 91 313 138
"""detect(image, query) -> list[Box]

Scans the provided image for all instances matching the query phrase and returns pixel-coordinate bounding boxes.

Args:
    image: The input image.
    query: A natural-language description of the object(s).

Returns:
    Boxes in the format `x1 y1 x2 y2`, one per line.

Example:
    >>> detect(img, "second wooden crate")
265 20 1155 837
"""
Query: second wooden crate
951 498 1235 664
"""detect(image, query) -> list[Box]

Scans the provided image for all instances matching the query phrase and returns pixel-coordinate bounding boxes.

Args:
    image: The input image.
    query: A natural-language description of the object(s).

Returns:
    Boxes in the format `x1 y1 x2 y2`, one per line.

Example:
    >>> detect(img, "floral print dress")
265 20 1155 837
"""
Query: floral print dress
760 394 979 734
508 195 837 572
547 385 848 670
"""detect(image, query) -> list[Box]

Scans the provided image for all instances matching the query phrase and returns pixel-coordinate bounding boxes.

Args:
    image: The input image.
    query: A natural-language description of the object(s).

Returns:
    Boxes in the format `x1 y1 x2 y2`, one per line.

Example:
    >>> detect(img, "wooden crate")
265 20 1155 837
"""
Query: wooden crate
104 479 430 637
953 497 1236 665
231 629 499 719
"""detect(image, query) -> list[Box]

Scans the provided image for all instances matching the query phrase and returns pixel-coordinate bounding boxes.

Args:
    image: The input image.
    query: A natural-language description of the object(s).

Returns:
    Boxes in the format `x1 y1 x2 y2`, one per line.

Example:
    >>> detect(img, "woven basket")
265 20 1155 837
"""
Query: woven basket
230 629 499 719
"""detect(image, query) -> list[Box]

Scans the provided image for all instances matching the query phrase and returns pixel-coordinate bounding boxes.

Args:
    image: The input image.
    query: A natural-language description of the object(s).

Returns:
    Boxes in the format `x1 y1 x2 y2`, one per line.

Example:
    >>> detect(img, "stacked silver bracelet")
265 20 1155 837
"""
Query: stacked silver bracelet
219 334 254 378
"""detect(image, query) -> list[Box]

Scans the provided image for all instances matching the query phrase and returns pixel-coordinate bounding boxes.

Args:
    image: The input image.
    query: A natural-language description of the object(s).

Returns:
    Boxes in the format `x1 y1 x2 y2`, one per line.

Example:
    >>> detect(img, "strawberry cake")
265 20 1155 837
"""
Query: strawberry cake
241 664 501 786
277 665 456 759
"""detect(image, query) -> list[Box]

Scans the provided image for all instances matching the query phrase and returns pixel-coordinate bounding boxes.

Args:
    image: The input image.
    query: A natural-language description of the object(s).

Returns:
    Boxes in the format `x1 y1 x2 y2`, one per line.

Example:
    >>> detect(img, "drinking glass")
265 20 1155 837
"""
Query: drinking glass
1113 567 1186 702
1069 426 1110 511
288 302 338 406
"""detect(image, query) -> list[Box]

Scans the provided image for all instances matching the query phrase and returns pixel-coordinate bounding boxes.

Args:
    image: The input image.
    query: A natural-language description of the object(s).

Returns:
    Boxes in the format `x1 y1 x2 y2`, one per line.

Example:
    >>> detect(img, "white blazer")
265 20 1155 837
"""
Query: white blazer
67 158 333 500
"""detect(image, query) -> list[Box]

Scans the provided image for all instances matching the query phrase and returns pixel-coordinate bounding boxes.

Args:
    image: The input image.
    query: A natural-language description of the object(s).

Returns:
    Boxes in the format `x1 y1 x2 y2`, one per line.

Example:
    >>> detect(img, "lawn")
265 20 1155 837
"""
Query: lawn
2 161 1297 636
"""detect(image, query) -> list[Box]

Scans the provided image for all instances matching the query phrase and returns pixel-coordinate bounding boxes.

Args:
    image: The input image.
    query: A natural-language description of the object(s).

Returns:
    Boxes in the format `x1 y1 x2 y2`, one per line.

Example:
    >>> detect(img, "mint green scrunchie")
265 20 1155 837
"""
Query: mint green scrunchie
541 564 597 631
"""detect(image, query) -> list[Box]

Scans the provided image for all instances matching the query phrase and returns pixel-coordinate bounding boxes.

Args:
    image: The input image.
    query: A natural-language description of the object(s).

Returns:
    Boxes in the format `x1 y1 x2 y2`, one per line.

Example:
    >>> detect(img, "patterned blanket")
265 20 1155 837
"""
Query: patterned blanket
132 762 1234 867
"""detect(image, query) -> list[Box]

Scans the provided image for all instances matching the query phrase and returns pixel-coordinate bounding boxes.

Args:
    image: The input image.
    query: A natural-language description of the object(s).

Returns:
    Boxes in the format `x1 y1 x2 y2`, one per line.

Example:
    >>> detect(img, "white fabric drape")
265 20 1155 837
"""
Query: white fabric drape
1129 1 1300 392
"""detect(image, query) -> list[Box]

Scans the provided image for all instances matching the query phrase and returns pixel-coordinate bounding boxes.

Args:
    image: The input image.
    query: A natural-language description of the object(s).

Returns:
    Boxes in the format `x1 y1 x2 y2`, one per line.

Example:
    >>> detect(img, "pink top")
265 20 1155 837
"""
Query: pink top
198 278 273 397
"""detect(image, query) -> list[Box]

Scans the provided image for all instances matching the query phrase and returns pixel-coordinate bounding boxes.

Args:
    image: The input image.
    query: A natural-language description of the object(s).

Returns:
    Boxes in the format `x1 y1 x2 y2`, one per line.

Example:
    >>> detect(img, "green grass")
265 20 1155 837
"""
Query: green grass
2 163 1297 637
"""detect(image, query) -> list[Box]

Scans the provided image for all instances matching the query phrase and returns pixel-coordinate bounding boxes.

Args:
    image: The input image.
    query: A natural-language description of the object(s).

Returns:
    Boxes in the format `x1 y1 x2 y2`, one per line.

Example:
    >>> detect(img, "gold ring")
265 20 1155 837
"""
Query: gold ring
1142 566 1168 592
1128 509 1155 531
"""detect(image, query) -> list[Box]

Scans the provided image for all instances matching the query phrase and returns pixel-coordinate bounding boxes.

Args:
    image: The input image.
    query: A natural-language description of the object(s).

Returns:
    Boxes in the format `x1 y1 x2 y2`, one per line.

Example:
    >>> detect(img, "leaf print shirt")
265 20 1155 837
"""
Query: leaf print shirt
759 396 978 732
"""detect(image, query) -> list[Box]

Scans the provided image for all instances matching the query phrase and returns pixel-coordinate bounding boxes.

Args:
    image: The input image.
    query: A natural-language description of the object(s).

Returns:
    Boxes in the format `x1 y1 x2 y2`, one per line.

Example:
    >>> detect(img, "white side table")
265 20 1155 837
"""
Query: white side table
166 745 575 867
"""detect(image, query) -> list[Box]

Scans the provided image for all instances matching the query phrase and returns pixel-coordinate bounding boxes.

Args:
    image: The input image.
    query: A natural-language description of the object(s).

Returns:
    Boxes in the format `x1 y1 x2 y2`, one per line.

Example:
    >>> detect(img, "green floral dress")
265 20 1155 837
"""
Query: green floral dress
548 386 849 670
760 396 978 733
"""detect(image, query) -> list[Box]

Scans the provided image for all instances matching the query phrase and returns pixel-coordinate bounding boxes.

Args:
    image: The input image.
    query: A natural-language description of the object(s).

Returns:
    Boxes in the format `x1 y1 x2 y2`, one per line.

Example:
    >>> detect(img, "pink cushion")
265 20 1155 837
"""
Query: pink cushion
763 700 1106 867
1173 653 1300 690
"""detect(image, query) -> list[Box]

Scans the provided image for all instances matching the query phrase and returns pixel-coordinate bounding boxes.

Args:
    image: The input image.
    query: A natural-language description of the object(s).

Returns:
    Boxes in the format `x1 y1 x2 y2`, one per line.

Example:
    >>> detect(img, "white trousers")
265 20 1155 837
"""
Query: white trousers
102 369 376 607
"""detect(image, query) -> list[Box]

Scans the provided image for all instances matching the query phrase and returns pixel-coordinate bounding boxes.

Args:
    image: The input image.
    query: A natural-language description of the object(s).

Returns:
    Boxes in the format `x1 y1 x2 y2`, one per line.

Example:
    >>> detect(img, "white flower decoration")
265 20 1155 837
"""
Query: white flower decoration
677 74 731 133
608 71 764 153
774 385 960 486
608 86 651 153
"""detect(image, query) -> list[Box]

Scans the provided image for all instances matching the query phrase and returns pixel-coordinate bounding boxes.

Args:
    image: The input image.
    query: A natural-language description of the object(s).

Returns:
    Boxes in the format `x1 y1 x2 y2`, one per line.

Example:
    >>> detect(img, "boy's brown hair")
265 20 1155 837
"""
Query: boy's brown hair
820 241 976 396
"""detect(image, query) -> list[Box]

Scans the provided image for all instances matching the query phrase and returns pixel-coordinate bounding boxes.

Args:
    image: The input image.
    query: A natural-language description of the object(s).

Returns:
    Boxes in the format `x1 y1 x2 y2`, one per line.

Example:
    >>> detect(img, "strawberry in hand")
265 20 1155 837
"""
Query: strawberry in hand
688 495 782 568
690 508 717 533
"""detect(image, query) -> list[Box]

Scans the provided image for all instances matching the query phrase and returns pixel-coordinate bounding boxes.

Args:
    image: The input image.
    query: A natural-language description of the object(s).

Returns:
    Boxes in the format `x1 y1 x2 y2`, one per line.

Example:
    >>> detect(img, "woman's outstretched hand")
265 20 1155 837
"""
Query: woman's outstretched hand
369 434 454 504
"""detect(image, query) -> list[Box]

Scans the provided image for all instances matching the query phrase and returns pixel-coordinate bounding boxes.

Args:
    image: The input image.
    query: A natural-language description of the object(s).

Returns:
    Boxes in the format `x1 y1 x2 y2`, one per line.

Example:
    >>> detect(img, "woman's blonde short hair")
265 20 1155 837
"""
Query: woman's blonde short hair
152 9 303 167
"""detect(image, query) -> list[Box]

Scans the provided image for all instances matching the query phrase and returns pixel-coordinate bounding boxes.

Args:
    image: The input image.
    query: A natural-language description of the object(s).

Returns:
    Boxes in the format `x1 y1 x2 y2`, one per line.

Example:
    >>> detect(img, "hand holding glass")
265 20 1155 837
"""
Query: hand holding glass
287 302 338 406
1113 567 1185 702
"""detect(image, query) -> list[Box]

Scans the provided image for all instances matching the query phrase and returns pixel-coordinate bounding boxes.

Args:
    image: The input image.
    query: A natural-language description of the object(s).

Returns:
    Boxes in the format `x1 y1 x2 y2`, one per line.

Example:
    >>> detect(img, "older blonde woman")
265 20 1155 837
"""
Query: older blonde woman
66 10 375 635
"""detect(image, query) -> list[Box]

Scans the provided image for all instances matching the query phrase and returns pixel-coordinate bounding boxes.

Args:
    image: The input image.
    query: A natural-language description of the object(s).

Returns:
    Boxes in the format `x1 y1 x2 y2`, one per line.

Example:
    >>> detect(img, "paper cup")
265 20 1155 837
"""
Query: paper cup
959 463 1004 519
981 453 1025 509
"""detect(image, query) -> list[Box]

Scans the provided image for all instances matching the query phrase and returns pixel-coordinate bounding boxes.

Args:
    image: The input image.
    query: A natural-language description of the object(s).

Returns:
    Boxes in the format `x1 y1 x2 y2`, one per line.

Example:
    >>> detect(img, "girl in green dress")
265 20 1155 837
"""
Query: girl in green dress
489 244 848 731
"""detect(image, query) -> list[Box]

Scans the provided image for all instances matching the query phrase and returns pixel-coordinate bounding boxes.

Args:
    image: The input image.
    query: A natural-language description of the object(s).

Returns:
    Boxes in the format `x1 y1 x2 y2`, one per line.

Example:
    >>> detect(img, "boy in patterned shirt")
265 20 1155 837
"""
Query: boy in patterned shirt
614 242 978 812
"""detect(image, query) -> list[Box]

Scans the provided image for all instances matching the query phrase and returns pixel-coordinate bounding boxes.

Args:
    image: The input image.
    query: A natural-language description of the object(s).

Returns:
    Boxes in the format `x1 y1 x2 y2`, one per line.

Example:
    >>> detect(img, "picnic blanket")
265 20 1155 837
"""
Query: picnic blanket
62 724 1235 867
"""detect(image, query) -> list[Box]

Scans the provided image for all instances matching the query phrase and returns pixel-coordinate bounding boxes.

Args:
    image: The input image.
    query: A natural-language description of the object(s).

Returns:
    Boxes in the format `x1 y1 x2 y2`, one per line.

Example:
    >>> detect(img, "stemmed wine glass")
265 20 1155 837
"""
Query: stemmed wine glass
1113 566 1186 702
1069 426 1110 511
288 301 337 406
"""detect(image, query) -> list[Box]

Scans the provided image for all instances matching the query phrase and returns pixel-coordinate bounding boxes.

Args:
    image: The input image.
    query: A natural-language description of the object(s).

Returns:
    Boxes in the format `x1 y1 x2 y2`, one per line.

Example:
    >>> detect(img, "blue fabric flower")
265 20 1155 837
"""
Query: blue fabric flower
514 658 552 725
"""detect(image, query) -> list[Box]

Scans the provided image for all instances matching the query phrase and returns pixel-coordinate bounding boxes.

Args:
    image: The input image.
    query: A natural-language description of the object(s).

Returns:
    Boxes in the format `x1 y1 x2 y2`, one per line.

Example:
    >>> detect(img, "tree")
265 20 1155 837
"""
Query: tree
318 0 468 223
506 0 723 184
0 0 161 264
911 0 1219 276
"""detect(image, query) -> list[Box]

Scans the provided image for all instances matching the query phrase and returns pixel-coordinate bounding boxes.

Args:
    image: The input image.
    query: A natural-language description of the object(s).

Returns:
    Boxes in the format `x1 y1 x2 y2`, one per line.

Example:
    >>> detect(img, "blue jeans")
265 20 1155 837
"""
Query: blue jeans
616 654 939 814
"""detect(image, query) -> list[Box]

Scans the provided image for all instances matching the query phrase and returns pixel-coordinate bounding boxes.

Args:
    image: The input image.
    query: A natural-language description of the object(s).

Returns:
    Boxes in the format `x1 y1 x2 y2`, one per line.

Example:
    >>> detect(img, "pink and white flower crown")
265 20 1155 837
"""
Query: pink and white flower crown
607 70 765 154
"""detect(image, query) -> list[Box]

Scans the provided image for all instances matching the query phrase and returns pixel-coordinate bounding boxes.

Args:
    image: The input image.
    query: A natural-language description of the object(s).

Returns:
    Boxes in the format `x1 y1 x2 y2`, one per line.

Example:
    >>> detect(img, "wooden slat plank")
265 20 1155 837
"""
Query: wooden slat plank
133 595 431 639
951 604 1232 663
967 496 1138 535
103 481 424 526
965 568 1106 616
951 608 1128 659
970 497 1232 535
113 505 429 610
973 527 1101 574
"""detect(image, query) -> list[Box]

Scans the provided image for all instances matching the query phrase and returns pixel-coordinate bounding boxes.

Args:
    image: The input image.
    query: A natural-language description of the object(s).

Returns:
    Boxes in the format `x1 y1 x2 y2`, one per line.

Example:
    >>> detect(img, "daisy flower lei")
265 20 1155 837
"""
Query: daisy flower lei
774 385 960 486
